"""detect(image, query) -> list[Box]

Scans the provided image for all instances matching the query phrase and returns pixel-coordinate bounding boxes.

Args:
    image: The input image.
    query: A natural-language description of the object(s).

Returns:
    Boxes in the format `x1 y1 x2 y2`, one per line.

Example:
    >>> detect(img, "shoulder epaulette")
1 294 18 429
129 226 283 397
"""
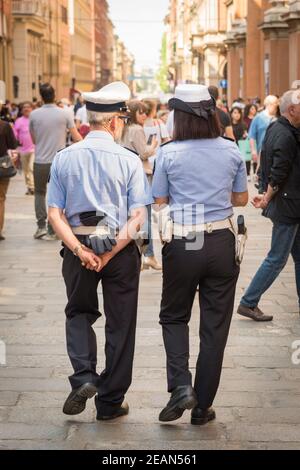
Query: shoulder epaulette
160 140 173 148
222 136 235 143
122 146 139 156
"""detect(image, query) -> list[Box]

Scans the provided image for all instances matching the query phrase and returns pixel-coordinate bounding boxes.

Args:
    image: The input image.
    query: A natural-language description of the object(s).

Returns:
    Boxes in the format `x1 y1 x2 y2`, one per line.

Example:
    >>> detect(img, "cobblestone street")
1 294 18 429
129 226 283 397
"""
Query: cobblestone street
0 175 300 450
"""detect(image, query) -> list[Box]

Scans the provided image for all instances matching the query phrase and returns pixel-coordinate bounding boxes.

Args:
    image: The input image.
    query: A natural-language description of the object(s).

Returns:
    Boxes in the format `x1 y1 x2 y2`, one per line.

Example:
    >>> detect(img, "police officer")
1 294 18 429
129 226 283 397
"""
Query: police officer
152 85 248 425
47 82 152 420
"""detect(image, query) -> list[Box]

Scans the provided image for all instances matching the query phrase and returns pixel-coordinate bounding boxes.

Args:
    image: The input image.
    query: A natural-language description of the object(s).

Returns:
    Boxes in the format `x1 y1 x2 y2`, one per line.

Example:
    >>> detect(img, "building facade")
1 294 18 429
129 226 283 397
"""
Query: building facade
165 0 300 103
94 0 134 90
70 0 95 93
113 35 135 92
165 0 228 91
226 0 300 102
12 0 72 102
94 0 114 88
9 0 134 102
0 0 14 101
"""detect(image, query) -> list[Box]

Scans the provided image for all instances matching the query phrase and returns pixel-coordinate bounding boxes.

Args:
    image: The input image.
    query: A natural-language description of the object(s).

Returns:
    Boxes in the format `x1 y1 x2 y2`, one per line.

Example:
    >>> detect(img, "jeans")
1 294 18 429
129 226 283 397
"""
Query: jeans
241 222 300 308
33 162 55 234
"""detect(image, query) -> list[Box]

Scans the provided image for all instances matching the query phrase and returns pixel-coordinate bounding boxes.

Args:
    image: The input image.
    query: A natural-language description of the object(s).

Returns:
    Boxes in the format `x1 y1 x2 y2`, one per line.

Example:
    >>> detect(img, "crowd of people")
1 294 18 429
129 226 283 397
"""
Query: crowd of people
0 85 280 250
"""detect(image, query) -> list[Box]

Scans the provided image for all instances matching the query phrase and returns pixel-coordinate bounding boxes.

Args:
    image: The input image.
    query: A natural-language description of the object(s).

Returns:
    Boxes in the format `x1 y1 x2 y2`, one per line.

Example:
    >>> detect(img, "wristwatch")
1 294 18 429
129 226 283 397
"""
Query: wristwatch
73 243 83 257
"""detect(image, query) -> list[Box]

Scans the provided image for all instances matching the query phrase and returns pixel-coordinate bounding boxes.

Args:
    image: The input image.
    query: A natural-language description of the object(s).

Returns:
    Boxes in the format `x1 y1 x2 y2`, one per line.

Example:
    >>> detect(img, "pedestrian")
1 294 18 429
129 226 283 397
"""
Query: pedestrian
10 103 19 122
208 86 235 140
248 95 279 169
142 99 170 146
75 102 89 138
254 97 264 113
0 117 18 241
122 100 161 270
74 95 84 115
157 109 169 125
47 82 152 420
244 103 258 131
230 107 248 142
14 102 35 195
29 83 82 241
231 107 254 179
152 84 248 425
0 101 12 123
237 89 300 322
231 98 246 111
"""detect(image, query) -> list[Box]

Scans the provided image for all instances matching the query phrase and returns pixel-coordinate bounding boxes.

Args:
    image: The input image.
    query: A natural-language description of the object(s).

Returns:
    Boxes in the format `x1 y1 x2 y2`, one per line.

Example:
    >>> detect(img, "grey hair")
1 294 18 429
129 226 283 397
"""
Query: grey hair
264 95 278 107
87 110 117 126
280 90 300 114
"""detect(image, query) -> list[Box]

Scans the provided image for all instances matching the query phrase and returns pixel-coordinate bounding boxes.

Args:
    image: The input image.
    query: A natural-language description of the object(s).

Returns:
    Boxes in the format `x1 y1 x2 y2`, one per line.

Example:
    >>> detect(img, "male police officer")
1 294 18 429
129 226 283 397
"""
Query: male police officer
47 82 152 420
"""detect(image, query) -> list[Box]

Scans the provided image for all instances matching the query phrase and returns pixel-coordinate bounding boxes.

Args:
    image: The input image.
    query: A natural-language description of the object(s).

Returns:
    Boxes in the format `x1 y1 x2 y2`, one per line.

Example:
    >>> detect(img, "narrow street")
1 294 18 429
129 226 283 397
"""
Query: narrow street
0 175 300 450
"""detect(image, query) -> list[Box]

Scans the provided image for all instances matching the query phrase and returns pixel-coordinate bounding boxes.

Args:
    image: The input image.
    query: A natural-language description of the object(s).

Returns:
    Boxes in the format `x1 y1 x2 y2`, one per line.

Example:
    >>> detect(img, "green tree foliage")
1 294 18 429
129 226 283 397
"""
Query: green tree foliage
156 33 169 93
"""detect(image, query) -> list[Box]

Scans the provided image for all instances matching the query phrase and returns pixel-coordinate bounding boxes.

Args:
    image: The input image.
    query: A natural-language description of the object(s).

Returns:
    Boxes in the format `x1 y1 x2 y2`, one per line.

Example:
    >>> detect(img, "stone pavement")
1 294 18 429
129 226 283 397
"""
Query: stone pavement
0 175 300 450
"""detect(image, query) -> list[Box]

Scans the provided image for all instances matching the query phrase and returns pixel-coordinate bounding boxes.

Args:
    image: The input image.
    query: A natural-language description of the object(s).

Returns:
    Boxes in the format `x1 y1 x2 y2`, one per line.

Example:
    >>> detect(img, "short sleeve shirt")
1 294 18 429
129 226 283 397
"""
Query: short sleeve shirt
152 137 248 225
248 111 275 154
75 105 88 125
47 131 153 229
30 104 75 164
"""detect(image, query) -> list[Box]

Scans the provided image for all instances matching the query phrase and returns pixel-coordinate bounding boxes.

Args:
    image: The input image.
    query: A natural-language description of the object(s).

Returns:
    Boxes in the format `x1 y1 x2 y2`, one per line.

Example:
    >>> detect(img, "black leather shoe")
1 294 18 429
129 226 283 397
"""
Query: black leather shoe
63 383 97 415
96 402 129 421
191 407 216 426
159 385 198 422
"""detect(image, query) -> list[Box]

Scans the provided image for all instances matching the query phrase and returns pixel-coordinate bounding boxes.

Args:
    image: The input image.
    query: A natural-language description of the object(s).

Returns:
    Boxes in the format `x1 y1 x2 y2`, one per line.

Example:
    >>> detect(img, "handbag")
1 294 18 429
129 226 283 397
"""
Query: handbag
0 154 17 178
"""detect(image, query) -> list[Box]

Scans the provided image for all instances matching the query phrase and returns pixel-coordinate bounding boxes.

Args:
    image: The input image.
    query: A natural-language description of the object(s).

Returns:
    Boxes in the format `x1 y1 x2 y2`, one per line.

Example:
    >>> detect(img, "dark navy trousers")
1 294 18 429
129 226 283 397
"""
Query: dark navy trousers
62 240 141 414
160 229 240 409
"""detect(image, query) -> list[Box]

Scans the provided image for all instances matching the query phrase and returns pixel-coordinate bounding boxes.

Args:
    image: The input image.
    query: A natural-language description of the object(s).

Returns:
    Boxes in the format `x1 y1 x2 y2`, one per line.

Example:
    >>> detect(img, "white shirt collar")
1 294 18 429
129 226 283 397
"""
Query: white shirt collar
86 131 114 142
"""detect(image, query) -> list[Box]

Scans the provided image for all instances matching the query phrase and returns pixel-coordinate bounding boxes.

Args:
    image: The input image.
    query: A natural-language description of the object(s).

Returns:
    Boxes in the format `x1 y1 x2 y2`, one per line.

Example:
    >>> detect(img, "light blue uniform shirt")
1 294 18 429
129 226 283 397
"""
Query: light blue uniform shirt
248 111 274 154
47 131 153 229
152 137 248 225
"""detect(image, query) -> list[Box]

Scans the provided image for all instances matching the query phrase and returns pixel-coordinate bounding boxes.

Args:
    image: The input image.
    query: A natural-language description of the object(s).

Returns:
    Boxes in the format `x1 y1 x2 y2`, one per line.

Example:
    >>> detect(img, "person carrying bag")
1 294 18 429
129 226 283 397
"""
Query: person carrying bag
0 119 18 240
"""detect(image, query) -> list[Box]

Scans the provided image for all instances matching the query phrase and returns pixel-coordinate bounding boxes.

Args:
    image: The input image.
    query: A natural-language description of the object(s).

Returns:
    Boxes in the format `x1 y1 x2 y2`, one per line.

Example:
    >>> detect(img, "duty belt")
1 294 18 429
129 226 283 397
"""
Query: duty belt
71 226 115 236
173 218 233 238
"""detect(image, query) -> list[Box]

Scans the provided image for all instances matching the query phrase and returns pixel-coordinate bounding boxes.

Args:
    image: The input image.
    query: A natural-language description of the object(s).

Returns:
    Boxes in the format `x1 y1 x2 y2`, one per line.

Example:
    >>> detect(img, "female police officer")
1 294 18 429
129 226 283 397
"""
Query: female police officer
152 85 248 425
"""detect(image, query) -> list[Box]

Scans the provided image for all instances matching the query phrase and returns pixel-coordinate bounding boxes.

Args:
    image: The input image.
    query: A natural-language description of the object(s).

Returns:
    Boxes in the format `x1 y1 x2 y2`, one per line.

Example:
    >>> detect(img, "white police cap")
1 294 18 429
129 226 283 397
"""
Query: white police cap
174 84 212 103
169 84 216 120
82 81 131 113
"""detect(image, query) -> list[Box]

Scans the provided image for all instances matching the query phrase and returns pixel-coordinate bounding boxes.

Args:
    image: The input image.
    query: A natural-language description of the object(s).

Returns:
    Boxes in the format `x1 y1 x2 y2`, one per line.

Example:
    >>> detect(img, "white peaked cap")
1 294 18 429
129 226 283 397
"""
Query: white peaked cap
82 82 131 112
174 84 211 103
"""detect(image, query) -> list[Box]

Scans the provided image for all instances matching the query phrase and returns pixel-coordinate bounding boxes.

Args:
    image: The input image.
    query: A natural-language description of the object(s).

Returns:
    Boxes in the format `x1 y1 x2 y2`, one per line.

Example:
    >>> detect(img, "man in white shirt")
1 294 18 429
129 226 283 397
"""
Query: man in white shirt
75 104 88 128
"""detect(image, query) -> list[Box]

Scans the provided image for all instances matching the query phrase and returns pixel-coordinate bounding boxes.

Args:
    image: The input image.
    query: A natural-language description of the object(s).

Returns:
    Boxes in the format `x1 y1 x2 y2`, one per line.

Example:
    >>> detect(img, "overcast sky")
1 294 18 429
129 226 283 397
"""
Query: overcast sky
107 0 170 72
